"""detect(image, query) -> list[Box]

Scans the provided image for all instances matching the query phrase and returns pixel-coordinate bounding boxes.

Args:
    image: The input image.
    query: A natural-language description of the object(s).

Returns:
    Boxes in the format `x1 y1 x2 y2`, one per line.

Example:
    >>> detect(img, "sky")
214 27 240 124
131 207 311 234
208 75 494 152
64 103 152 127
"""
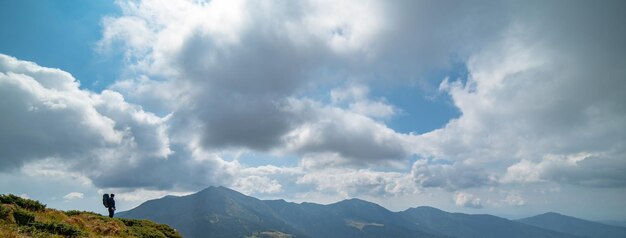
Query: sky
1 0 625 221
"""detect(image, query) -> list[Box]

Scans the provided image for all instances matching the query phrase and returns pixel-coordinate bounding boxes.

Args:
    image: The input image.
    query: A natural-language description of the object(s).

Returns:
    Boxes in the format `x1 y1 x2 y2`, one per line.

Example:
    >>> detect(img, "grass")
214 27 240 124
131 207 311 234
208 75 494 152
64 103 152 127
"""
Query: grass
0 194 181 238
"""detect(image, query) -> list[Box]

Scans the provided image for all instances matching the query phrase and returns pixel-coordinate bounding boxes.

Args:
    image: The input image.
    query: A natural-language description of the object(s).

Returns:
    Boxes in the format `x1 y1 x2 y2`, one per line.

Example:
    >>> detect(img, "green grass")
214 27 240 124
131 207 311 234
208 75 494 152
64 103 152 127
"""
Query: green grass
0 194 46 212
0 194 181 238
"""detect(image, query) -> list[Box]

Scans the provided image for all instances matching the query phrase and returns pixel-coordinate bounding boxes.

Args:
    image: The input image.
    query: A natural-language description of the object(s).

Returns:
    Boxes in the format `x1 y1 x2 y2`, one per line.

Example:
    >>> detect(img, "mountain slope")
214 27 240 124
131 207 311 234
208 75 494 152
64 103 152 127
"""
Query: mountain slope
0 194 180 238
118 186 307 238
265 198 442 238
400 206 578 238
119 186 614 238
518 212 626 238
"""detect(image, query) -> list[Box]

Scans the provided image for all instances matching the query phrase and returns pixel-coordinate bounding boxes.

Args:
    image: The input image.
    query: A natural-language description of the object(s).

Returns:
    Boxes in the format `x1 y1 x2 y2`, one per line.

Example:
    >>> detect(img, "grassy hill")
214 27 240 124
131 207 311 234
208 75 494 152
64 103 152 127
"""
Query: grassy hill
0 194 181 238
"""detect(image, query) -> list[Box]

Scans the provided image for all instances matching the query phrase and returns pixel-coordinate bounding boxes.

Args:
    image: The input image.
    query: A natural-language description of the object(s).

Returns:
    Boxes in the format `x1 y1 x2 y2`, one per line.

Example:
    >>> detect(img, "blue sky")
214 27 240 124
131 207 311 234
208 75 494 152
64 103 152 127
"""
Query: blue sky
1 0 625 222
0 0 122 91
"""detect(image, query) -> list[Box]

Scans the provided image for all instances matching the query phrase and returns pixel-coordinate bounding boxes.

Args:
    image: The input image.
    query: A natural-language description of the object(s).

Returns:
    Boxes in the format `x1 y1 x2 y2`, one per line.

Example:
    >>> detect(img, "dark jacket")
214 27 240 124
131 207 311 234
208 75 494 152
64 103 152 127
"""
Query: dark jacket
108 197 116 209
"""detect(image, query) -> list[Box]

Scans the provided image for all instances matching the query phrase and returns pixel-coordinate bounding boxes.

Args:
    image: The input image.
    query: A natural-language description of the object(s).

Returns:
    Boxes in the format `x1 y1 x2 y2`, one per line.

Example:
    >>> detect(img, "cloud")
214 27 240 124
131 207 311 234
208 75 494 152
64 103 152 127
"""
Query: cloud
413 0 626 187
502 192 526 207
233 175 283 195
296 169 415 198
502 152 626 187
330 84 396 119
454 191 482 209
4 0 626 214
96 0 508 165
282 99 413 163
0 54 235 191
411 159 493 190
0 54 121 170
63 192 84 200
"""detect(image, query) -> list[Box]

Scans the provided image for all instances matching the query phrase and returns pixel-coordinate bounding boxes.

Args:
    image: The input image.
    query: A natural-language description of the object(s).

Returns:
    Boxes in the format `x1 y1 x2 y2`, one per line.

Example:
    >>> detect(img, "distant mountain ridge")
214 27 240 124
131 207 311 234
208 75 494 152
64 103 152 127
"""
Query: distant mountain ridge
118 186 625 238
518 212 626 238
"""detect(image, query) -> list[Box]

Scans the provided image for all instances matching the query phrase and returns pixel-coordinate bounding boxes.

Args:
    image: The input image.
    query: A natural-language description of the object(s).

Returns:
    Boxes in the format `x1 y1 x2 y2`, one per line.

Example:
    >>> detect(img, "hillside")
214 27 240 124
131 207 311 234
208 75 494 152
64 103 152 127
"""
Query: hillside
519 212 626 238
0 194 181 238
400 206 576 238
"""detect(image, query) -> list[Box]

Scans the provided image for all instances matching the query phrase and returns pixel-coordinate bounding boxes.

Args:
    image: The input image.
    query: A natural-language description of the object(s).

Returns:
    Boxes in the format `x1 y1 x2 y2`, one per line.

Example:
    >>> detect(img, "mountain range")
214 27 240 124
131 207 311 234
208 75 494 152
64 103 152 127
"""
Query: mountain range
118 186 626 238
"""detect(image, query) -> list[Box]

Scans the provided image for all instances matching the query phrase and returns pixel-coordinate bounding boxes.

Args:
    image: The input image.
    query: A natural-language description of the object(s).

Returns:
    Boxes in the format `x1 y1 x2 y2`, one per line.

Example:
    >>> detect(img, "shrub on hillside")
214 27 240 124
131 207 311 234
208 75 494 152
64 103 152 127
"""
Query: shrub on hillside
64 210 82 216
0 205 9 220
0 194 46 211
32 221 84 237
121 218 182 238
13 209 35 226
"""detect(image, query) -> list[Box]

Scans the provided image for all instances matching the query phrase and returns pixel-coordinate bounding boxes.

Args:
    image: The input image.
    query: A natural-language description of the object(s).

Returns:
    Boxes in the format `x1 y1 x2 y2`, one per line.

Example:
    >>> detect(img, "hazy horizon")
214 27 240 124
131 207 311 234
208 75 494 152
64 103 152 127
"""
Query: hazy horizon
1 0 625 222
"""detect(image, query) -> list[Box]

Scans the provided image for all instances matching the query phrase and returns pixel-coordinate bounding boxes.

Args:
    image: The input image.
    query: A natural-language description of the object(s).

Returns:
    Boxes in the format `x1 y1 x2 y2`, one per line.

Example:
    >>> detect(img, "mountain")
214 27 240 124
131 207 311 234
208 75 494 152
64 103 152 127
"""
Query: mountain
0 194 180 237
118 186 607 238
400 206 577 238
117 186 308 238
264 198 442 238
518 212 626 238
598 220 626 228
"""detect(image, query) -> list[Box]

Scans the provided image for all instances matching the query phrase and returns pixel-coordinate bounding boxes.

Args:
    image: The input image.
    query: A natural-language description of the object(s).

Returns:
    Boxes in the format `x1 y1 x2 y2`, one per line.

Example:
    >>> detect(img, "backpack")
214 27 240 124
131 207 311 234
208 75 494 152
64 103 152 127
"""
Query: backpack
103 194 110 208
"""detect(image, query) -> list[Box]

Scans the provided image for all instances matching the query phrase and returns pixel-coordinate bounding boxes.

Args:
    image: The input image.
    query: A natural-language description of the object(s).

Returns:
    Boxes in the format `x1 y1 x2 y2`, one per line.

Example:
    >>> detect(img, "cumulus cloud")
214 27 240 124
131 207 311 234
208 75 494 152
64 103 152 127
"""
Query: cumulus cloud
411 159 493 190
413 1 626 188
96 0 508 165
233 176 283 195
0 54 121 170
63 192 84 200
502 152 626 187
0 54 235 191
454 191 482 209
296 168 416 198
502 192 526 207
282 99 413 163
4 0 626 213
94 0 626 198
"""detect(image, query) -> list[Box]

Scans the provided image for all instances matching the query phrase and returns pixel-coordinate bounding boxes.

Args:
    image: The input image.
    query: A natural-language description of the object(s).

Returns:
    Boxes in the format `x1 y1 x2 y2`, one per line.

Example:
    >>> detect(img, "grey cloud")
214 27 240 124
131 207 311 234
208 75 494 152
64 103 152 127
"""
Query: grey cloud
503 152 626 188
87 144 233 190
0 54 229 191
97 0 626 193
0 54 120 170
284 100 412 163
170 16 330 151
454 191 483 209
359 0 509 88
414 0 626 188
100 0 512 162
547 155 626 188
411 159 492 190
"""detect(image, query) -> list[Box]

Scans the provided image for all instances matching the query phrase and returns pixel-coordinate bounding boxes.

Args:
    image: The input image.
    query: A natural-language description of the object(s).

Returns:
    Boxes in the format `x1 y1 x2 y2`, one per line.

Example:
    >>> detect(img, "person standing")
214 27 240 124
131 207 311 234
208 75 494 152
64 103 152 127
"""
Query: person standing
108 194 116 218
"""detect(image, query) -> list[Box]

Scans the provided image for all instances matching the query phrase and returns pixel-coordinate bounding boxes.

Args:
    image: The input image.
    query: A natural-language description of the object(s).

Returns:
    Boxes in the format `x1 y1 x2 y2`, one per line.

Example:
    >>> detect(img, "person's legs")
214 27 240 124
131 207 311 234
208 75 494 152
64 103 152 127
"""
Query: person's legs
108 207 114 218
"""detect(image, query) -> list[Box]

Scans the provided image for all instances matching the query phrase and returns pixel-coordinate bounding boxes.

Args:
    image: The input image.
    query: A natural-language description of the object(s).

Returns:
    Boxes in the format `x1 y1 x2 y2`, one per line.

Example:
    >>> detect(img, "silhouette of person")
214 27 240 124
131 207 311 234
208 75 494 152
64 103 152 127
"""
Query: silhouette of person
108 194 116 218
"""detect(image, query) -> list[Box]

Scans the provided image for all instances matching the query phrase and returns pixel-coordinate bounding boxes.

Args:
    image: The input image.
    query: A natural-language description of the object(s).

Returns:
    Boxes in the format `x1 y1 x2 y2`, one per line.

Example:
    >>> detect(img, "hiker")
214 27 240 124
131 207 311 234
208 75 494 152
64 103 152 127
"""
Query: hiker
103 193 116 218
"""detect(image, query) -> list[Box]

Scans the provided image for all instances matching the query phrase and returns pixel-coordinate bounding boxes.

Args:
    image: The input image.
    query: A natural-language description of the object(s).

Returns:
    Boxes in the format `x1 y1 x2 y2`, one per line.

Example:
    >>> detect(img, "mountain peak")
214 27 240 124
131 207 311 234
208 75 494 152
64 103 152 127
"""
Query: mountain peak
197 185 243 195
541 212 564 216
410 206 445 212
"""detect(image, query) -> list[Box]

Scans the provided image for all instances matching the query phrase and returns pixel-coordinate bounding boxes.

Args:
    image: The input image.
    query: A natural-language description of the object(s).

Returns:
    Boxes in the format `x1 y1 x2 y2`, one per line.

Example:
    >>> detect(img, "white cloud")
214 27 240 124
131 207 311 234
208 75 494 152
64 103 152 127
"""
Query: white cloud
0 54 234 191
282 99 413 163
233 176 283 195
502 192 526 207
454 191 482 209
411 159 494 190
412 1 626 189
0 54 121 170
296 168 416 198
502 153 626 187
63 192 84 200
330 84 396 119
4 0 626 218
